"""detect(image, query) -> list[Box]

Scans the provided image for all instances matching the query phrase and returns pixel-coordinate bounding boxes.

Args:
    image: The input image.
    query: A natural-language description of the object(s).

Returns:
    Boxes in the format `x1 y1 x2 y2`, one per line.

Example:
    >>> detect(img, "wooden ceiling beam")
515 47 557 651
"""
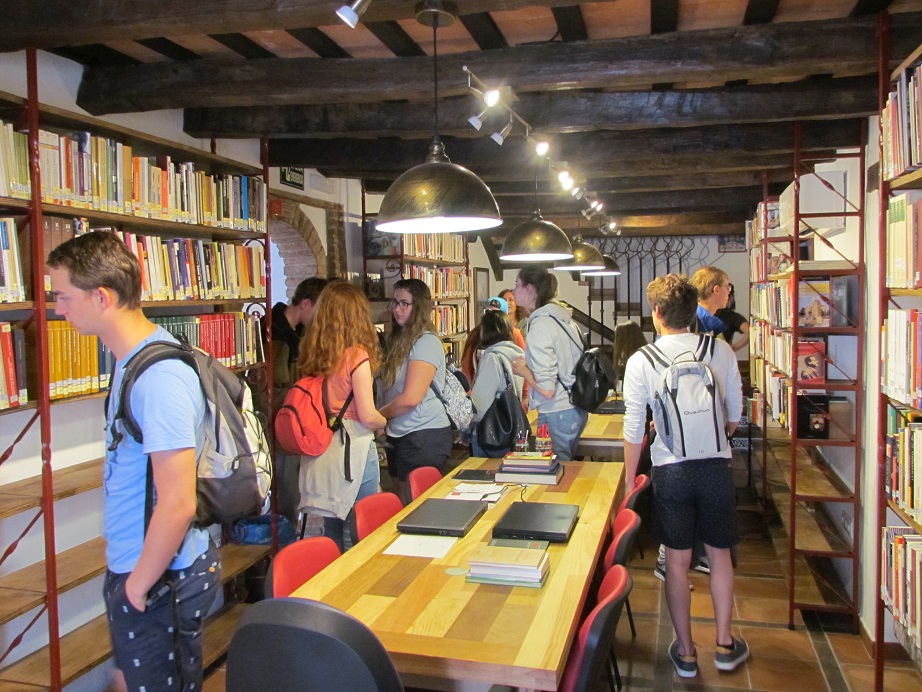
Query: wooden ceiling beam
76 13 922 114
493 217 745 237
183 76 877 139
551 6 587 42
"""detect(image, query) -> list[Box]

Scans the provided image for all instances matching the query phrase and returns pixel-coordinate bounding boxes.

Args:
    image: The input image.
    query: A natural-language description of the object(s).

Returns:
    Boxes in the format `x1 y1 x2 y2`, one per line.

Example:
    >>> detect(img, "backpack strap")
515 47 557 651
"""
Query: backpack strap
694 333 716 362
322 378 355 482
638 343 669 372
547 314 585 393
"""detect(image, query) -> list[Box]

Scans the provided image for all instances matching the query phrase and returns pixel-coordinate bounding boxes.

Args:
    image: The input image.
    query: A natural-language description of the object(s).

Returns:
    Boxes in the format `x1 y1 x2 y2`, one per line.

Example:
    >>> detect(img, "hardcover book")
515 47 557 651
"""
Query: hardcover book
796 339 826 386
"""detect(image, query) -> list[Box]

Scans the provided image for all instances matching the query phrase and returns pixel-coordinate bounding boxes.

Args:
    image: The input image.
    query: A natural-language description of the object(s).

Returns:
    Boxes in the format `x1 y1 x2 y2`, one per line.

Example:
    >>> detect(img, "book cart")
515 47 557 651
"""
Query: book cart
749 124 865 633
361 187 471 363
0 50 274 690
874 16 922 690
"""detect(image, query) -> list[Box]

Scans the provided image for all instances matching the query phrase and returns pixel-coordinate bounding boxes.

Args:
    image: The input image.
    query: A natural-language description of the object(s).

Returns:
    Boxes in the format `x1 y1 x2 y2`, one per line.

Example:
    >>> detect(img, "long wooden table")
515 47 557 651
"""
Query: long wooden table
291 457 623 691
527 409 625 461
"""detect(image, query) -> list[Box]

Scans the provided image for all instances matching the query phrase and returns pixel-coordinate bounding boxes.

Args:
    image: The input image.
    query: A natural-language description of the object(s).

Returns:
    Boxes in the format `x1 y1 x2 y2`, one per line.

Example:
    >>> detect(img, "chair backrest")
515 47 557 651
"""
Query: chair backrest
602 509 641 572
353 492 404 542
227 598 405 692
266 535 341 598
618 473 650 514
408 465 443 501
558 565 633 692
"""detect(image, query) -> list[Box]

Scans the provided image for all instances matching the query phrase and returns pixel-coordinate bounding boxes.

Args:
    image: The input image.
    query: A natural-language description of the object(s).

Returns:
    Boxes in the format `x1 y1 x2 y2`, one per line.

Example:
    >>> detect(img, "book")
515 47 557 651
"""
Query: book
495 463 564 485
796 339 826 386
488 537 550 550
502 451 557 467
796 394 829 439
0 322 19 407
798 279 831 327
466 545 550 587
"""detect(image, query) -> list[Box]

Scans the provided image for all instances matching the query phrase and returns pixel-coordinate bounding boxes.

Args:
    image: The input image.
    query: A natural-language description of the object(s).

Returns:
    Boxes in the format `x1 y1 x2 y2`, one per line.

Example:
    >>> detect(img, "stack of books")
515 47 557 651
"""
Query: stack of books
466 545 550 588
495 450 562 485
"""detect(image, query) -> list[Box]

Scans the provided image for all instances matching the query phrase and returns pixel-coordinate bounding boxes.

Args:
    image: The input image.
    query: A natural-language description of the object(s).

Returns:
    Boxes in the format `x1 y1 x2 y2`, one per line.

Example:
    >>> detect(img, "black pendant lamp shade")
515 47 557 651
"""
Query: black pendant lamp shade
499 210 573 262
376 0 501 234
581 254 622 276
553 236 604 271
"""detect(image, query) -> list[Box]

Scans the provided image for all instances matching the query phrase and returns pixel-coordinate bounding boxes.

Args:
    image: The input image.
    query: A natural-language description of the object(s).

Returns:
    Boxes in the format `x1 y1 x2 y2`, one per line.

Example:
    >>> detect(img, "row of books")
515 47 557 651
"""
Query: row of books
46 321 112 400
881 526 922 658
149 314 265 370
495 451 562 485
109 229 266 302
885 402 922 519
403 233 467 263
749 241 793 283
882 61 922 182
882 307 922 409
0 121 267 232
466 544 549 588
403 264 469 299
886 191 922 289
0 217 25 303
750 275 858 329
0 322 27 409
433 303 469 338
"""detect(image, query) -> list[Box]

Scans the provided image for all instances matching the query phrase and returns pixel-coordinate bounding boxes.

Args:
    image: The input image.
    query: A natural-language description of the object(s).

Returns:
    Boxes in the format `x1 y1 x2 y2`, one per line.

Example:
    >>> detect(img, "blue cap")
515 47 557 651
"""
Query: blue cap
486 296 509 313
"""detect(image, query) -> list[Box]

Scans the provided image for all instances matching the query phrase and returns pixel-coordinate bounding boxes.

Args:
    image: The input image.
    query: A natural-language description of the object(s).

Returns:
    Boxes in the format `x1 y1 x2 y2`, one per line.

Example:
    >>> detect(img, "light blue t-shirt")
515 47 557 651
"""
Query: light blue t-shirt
104 327 209 574
380 332 450 437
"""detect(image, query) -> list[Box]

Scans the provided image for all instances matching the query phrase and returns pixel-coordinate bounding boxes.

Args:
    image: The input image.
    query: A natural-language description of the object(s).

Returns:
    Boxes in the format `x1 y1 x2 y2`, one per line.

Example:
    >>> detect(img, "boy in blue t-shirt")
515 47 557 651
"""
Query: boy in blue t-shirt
48 231 220 692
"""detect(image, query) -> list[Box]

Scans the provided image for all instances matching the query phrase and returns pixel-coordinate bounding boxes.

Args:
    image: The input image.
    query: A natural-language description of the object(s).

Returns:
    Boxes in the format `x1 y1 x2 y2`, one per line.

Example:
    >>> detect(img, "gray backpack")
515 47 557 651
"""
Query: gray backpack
639 334 729 459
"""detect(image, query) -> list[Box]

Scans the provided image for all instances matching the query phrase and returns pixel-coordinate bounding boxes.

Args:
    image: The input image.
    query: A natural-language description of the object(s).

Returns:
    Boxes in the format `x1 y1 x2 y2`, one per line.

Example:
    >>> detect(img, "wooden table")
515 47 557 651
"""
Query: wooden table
291 457 623 691
528 409 625 461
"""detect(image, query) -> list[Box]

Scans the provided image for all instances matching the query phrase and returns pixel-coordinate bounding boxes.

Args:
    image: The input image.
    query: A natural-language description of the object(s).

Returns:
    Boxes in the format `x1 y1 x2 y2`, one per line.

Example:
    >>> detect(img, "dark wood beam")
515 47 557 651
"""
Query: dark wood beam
459 13 508 50
208 33 276 59
743 0 780 25
266 120 860 172
650 0 679 34
0 0 583 52
183 76 876 139
365 21 426 57
551 6 587 42
850 0 894 17
495 216 746 237
136 38 202 61
76 14 922 114
287 28 352 59
49 45 139 68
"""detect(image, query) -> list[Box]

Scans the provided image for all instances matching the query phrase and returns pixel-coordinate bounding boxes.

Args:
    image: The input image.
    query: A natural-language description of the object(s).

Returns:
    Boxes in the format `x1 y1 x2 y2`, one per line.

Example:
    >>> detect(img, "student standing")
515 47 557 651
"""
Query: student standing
511 266 588 460
378 278 453 502
501 287 529 338
468 310 525 457
48 231 219 692
622 274 748 678
690 265 731 334
295 282 387 551
714 283 751 353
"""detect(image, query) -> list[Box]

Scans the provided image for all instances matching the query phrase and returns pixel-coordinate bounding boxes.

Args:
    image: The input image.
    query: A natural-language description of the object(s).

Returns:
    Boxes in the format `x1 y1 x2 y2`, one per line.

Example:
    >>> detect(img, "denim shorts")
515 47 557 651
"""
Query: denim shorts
537 407 589 460
104 542 221 691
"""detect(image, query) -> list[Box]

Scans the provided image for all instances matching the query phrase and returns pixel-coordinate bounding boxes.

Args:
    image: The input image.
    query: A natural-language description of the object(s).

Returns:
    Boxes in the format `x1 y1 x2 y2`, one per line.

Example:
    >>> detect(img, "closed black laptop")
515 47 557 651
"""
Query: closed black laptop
491 501 580 543
397 498 487 538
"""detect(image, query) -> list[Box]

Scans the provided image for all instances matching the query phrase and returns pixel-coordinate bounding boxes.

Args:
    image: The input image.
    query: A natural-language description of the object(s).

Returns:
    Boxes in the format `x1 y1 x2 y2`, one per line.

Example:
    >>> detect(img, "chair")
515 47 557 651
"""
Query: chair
408 465 443 501
227 597 405 692
618 473 650 558
602 509 641 638
352 492 404 542
558 565 633 692
265 535 341 598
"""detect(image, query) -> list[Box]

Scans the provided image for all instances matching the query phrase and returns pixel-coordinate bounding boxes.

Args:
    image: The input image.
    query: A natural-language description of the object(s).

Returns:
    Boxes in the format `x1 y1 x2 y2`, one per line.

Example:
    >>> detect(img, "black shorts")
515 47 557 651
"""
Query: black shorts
652 457 738 551
385 426 453 480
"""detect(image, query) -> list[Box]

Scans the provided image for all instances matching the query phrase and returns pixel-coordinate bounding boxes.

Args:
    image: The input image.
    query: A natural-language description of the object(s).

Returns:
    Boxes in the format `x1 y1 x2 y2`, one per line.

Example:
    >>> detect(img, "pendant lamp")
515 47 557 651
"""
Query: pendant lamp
553 235 604 271
581 254 622 276
500 161 572 262
377 1 501 234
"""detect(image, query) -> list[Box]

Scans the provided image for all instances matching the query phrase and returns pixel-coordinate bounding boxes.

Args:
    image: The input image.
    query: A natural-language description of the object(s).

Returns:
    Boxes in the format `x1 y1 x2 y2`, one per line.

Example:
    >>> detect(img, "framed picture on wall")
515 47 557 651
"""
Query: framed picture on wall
717 235 747 253
474 268 490 311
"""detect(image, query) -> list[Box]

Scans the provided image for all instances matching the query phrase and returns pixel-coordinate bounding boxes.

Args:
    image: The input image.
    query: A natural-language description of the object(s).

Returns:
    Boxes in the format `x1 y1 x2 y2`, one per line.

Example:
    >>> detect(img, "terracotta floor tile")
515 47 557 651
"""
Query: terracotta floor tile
738 625 815 662
628 586 660 615
735 597 803 626
748 653 826 691
732 577 789 600
840 663 922 691
825 631 873 666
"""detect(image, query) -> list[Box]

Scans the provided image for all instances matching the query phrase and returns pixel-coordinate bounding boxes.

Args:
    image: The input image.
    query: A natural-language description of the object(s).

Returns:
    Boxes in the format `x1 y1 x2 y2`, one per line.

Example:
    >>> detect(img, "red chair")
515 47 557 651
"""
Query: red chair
559 565 633 692
602 509 641 638
618 473 650 558
266 536 341 598
408 466 443 501
352 492 404 542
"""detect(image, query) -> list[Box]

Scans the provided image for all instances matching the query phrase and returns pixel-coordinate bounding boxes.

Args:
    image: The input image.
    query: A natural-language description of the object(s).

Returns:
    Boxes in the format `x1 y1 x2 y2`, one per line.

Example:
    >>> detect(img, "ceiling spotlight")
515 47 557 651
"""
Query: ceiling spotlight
581 254 622 277
590 200 601 210
595 202 604 211
581 208 597 220
484 89 501 107
468 108 489 131
535 140 549 156
608 220 617 231
336 0 373 28
571 186 581 197
557 170 571 184
491 119 513 146
560 177 574 191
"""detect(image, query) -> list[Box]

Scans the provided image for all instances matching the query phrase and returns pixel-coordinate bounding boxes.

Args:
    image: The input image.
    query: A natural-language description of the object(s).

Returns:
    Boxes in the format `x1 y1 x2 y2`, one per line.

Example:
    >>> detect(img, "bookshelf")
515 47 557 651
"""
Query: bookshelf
0 50 271 689
875 25 922 689
362 214 471 363
749 125 865 632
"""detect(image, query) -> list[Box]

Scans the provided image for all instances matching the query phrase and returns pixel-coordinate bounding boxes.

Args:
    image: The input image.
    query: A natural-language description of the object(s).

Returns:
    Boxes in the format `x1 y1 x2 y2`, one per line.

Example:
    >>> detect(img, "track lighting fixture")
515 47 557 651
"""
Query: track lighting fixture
468 108 489 131
571 186 581 197
336 0 372 28
484 89 501 107
535 139 549 156
491 117 513 146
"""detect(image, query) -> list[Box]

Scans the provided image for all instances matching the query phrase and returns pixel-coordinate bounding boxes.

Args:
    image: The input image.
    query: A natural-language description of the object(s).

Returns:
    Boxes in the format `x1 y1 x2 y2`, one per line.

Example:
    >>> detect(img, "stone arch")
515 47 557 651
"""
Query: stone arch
269 193 328 301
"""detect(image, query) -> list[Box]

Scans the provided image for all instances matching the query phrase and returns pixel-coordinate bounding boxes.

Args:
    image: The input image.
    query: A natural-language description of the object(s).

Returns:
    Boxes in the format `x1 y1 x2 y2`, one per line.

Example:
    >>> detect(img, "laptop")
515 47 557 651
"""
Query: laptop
491 501 580 543
397 498 487 538
595 399 626 415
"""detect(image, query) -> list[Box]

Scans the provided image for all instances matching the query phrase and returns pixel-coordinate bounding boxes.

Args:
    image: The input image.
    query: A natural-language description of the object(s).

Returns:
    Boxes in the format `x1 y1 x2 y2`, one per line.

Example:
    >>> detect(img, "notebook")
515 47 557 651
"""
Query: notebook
396 498 487 537
491 501 580 543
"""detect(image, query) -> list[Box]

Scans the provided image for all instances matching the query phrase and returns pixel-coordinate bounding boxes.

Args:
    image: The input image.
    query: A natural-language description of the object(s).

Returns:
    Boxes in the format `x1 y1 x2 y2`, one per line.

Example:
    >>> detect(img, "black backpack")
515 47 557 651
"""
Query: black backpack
549 315 617 413
106 339 272 527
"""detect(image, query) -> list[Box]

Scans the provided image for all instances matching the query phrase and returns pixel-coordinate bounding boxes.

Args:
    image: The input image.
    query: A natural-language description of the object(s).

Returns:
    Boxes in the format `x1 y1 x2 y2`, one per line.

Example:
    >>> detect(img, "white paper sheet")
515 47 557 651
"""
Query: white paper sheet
383 534 458 558
445 483 509 502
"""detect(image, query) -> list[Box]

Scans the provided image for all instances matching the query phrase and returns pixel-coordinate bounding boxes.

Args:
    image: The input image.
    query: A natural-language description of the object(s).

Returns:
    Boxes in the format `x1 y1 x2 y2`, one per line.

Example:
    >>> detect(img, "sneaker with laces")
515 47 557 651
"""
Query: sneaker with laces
714 637 750 671
653 561 666 582
669 639 698 678
693 556 711 574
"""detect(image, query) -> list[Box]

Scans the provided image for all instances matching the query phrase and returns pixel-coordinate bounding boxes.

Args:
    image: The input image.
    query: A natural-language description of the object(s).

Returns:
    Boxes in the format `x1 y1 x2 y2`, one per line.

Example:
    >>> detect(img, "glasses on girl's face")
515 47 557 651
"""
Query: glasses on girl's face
390 299 412 310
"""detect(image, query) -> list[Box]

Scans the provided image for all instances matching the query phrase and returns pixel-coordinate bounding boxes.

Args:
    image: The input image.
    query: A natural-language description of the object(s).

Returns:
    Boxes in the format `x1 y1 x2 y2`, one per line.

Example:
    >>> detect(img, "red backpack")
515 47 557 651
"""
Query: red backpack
274 376 353 458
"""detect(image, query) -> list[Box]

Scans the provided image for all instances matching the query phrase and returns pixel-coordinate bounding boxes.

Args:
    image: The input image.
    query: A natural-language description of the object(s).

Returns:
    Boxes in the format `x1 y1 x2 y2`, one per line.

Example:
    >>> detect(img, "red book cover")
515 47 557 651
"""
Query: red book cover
796 339 826 386
0 322 19 406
